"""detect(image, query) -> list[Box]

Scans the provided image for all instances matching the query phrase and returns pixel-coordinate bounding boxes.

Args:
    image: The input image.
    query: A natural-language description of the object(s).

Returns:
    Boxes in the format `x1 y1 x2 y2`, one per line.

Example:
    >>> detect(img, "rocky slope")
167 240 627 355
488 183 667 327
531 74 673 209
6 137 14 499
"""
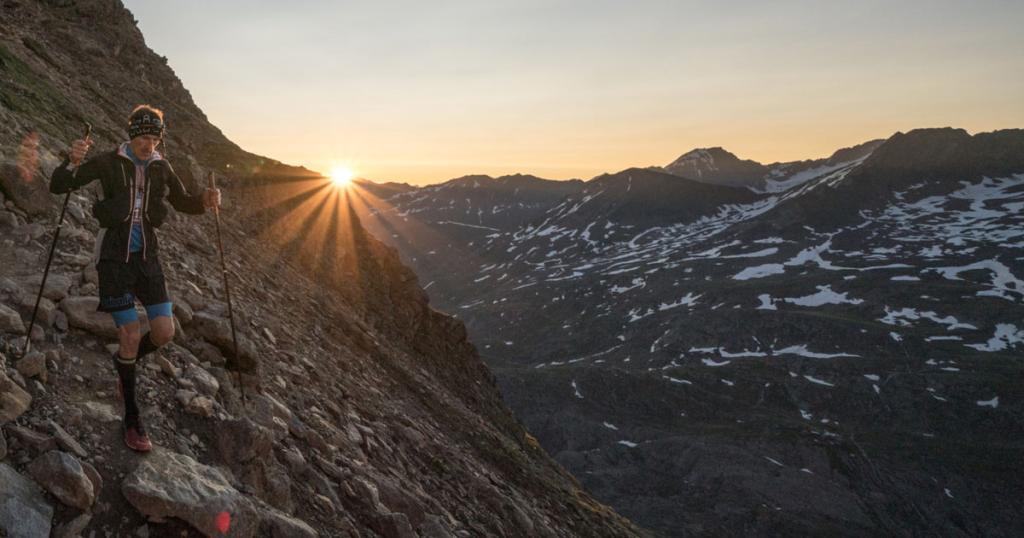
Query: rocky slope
355 129 1024 536
0 1 642 536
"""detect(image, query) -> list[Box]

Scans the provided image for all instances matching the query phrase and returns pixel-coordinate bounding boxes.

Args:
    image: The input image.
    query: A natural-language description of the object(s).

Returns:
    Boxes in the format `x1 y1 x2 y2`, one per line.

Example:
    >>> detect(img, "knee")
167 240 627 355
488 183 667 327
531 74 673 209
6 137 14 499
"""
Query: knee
118 325 142 349
151 322 175 346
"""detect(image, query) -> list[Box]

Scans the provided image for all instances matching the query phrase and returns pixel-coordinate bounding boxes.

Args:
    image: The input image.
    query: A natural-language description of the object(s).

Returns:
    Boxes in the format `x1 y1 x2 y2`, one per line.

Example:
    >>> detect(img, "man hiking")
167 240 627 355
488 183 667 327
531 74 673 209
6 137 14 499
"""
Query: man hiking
50 105 220 452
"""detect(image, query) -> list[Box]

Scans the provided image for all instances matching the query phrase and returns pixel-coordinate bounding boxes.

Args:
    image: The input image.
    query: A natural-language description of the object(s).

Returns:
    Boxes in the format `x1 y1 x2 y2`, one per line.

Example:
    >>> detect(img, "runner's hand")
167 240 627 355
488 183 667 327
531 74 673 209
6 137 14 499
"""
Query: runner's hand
204 188 221 208
69 137 92 166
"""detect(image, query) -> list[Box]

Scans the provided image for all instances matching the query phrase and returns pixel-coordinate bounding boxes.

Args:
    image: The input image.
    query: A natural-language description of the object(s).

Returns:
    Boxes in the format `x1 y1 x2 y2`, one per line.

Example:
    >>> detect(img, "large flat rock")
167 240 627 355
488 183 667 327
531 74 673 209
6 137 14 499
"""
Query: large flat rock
0 462 54 538
0 368 32 425
122 448 317 537
60 296 117 338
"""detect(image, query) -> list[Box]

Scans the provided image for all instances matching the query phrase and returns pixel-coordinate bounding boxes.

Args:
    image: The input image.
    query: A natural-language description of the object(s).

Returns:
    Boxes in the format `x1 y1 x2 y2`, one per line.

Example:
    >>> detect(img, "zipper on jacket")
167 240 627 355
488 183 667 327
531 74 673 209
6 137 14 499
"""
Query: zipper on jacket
124 161 136 263
141 163 152 261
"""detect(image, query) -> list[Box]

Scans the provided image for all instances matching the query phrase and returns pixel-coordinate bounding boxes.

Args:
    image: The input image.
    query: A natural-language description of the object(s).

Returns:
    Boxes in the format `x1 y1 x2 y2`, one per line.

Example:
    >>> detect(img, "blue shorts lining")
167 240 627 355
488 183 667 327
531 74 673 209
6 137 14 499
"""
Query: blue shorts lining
110 302 173 327
145 302 173 320
111 308 139 327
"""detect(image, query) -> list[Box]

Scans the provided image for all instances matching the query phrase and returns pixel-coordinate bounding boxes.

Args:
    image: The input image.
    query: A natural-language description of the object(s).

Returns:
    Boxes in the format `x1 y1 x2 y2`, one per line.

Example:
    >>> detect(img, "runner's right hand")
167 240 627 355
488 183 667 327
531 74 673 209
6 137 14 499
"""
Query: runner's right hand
69 137 92 166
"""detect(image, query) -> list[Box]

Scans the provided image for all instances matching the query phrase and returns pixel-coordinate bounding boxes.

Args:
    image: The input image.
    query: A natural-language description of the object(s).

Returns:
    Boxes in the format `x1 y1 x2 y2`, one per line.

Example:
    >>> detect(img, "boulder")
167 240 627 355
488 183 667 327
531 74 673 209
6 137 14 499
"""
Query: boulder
0 462 54 538
190 312 259 373
216 418 274 464
0 303 26 334
48 420 88 458
60 296 118 338
248 393 292 440
377 477 428 528
173 301 193 325
373 512 417 538
5 425 57 454
26 450 96 510
16 351 47 382
82 265 98 286
0 369 32 425
81 460 102 499
261 511 319 538
420 515 456 538
122 448 317 537
81 401 119 423
123 448 260 536
186 365 220 396
0 210 18 228
19 274 72 302
186 395 215 417
18 295 56 328
53 513 92 538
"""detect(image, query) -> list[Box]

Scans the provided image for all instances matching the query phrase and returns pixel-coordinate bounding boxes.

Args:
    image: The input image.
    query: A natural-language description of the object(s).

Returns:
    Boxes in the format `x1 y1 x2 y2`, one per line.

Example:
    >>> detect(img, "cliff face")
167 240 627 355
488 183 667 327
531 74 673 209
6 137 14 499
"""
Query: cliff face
0 1 642 536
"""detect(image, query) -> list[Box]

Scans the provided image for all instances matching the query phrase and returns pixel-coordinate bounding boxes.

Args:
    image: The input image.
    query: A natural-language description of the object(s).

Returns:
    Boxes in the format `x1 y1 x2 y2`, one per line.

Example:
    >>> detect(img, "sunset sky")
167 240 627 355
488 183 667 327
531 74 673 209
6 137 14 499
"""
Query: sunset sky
124 0 1024 186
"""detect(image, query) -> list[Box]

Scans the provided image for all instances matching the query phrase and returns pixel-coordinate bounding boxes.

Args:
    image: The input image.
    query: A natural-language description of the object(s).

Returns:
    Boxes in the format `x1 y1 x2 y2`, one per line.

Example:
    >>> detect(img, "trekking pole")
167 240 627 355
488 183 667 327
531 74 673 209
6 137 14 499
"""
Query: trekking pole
21 122 91 359
208 171 245 405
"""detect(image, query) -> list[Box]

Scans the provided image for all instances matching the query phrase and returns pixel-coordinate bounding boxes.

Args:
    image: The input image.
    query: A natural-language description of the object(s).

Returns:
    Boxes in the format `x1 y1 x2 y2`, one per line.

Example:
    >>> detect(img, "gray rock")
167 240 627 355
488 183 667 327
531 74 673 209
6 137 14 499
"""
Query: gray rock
26 450 96 509
186 395 215 417
377 477 427 528
249 393 293 440
54 311 69 331
0 210 18 228
374 512 417 538
175 389 197 407
185 365 220 396
16 351 47 382
66 202 87 223
261 510 319 538
190 312 258 372
0 429 5 459
82 265 98 286
122 448 256 536
0 462 54 538
5 425 57 454
60 297 118 338
18 295 56 329
420 515 456 538
53 512 92 538
0 369 32 425
216 418 274 464
48 420 88 458
81 401 119 423
122 448 316 537
81 460 102 500
172 301 193 325
19 274 72 302
0 303 26 334
154 355 179 377
58 251 92 268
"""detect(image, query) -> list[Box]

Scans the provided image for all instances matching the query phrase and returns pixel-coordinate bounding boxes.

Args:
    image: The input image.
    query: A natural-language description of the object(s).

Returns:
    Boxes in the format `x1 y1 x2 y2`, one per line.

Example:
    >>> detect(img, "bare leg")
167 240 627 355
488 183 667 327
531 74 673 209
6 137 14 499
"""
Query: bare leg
148 316 175 347
117 321 142 359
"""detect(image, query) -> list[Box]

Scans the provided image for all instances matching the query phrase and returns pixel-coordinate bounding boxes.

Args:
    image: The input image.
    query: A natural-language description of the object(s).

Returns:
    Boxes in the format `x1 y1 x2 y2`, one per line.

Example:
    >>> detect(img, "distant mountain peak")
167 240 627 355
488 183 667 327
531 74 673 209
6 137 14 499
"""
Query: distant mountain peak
664 147 767 187
861 127 1024 178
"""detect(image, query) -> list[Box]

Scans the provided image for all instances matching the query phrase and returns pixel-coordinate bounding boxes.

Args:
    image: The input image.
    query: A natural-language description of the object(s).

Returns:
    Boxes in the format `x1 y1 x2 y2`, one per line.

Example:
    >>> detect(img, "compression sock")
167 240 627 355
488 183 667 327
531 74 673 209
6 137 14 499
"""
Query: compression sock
136 332 158 359
114 354 140 419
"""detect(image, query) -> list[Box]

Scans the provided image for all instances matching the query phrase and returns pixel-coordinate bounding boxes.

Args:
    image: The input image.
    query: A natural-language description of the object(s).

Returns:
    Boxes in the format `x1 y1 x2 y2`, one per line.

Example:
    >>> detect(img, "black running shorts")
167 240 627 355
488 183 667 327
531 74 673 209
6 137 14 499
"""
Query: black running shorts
96 255 170 313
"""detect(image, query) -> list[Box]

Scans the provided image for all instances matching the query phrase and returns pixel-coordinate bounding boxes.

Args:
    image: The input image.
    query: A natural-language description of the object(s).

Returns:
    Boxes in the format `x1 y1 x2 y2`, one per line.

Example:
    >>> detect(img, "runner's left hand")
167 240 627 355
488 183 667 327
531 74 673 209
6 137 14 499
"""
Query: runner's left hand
204 188 221 208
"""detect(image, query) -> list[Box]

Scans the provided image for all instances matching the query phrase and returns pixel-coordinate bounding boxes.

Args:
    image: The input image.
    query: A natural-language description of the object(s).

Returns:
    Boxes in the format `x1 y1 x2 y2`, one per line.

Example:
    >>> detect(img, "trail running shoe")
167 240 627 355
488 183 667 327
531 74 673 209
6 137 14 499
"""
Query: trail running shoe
124 414 152 452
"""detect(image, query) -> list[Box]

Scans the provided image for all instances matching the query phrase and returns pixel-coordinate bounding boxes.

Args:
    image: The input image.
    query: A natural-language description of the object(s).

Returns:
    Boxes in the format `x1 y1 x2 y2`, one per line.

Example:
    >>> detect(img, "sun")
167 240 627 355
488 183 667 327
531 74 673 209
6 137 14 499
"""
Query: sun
330 166 354 187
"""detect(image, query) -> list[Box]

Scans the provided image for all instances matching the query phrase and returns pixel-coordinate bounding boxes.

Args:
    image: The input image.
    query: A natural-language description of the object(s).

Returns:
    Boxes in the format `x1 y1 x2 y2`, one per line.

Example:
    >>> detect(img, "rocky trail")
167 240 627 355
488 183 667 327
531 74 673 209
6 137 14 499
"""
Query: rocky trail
0 153 642 538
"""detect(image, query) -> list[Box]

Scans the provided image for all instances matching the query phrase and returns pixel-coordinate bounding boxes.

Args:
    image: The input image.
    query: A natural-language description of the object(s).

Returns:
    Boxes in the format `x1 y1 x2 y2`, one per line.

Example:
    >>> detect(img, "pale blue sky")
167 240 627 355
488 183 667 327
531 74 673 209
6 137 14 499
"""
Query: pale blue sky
124 0 1024 184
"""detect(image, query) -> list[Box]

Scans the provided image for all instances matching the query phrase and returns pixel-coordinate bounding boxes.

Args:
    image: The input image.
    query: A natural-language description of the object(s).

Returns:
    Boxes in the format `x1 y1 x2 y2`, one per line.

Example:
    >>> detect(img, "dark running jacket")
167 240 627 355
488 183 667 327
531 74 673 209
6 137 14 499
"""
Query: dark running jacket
50 146 206 262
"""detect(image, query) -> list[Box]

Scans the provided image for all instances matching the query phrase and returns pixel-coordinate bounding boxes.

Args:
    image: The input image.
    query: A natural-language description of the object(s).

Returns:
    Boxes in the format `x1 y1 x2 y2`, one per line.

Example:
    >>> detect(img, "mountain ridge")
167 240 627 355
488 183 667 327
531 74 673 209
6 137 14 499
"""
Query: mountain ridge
353 125 1024 537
